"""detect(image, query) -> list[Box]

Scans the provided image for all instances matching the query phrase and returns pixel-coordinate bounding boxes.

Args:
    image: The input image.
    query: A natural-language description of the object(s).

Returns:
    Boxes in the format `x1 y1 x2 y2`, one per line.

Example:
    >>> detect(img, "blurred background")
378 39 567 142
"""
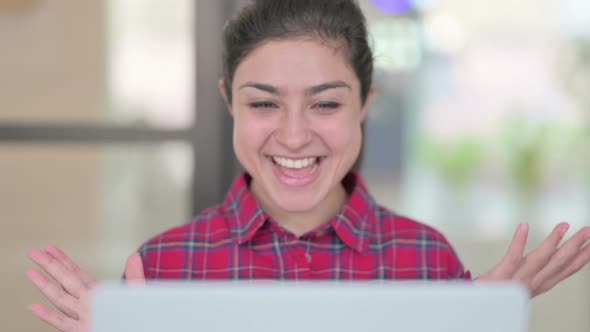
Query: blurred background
1 0 588 331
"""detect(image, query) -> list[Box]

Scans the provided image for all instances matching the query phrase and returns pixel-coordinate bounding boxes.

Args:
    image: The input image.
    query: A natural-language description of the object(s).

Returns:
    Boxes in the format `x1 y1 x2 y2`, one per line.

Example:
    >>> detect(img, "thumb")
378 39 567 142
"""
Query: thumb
124 253 145 283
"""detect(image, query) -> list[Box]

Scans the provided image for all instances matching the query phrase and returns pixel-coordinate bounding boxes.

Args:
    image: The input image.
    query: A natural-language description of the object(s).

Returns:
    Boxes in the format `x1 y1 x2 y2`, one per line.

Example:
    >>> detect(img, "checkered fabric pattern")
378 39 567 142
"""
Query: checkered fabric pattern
138 173 471 280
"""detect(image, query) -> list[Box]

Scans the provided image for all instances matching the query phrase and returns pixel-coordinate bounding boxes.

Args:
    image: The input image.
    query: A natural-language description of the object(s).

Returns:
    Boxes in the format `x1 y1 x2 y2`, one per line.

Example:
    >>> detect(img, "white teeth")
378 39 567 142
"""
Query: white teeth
272 156 317 169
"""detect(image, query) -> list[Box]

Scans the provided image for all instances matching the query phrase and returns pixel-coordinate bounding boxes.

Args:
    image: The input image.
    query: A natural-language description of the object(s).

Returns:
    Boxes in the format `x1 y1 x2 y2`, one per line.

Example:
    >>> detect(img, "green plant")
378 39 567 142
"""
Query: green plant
417 137 484 190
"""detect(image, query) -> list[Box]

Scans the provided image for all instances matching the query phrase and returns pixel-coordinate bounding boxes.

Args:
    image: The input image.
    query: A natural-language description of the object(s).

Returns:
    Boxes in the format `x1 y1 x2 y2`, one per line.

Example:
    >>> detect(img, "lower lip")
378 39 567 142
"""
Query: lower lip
270 158 323 187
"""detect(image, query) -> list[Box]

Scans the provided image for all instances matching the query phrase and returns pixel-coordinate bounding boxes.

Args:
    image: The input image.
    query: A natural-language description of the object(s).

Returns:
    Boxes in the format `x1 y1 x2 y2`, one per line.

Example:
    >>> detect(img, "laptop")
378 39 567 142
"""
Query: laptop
91 281 529 332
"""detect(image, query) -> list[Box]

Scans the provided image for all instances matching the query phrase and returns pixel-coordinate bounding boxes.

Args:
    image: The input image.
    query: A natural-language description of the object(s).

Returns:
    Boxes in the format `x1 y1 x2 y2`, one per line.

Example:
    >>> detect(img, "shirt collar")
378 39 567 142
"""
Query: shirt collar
222 173 269 245
329 172 375 253
222 172 376 254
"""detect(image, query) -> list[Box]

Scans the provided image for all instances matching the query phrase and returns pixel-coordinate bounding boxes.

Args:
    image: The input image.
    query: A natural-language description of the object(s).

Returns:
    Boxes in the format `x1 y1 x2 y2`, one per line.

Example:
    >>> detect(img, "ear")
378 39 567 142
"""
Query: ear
360 85 375 123
218 79 233 116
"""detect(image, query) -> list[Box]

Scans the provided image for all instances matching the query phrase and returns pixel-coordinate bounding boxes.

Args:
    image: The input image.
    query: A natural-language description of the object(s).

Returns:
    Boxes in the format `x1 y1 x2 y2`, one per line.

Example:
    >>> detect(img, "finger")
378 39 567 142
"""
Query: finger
493 223 529 277
125 253 146 284
26 268 80 319
27 249 86 299
30 303 77 332
44 246 73 271
513 222 570 282
45 245 96 287
531 226 589 291
537 233 590 295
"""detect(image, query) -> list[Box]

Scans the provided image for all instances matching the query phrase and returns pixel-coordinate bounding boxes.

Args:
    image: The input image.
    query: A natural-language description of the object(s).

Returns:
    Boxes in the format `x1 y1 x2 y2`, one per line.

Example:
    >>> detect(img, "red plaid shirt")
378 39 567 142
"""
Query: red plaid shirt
138 173 471 280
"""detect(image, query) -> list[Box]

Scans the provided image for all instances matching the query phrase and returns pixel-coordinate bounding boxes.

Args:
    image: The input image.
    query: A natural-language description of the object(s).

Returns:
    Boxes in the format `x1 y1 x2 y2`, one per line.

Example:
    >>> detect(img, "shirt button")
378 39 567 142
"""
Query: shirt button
305 253 312 263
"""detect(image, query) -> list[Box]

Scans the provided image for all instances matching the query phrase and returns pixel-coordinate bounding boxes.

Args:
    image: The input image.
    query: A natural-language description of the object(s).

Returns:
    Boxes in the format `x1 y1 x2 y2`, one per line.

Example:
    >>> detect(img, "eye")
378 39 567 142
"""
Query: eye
249 101 279 111
313 101 341 113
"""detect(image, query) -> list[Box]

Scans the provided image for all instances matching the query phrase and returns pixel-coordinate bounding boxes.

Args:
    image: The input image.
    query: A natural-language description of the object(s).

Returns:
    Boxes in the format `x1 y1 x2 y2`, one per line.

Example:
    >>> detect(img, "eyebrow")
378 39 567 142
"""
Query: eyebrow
304 81 351 96
238 83 283 95
238 81 351 97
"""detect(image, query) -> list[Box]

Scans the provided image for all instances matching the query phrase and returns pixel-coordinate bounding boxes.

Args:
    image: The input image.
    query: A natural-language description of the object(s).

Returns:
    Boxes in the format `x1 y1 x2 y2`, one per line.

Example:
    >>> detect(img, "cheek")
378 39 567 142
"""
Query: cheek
316 115 362 152
233 114 273 157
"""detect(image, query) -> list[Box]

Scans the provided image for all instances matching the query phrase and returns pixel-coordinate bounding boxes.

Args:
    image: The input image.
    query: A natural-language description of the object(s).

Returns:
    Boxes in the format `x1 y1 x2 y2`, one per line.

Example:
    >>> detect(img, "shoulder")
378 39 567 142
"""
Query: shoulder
373 206 453 248
136 204 233 277
142 205 230 246
349 173 457 256
371 205 470 279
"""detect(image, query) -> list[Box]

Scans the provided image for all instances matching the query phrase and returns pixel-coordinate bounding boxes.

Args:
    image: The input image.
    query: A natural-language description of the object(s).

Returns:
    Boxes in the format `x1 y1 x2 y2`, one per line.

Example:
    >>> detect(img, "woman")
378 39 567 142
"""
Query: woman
27 0 590 331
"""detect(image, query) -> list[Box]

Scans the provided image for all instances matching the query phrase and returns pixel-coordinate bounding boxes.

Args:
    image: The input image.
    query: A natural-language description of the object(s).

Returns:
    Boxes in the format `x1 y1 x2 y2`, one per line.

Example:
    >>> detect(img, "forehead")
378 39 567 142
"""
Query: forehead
233 38 359 92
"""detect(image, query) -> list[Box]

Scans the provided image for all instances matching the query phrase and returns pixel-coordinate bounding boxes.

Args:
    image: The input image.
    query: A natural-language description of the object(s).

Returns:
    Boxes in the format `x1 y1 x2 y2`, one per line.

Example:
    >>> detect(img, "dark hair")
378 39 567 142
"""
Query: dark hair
222 0 373 104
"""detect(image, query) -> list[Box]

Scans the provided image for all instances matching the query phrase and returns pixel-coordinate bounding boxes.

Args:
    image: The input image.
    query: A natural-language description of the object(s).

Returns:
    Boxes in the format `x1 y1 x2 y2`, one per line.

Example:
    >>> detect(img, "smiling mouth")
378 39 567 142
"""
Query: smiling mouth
267 155 324 180
272 156 319 168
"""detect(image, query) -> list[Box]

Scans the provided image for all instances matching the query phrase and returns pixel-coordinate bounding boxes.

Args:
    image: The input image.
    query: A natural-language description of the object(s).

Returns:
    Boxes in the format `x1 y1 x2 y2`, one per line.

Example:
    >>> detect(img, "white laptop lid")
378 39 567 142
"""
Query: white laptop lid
91 281 529 332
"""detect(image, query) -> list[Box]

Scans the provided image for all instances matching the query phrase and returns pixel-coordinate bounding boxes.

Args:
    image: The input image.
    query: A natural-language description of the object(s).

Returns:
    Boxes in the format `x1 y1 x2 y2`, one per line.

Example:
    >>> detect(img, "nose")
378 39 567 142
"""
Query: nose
275 110 313 151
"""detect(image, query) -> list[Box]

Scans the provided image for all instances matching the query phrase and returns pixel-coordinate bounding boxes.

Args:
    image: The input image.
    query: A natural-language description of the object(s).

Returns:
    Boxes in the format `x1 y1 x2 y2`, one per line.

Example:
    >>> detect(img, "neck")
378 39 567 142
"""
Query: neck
251 182 348 237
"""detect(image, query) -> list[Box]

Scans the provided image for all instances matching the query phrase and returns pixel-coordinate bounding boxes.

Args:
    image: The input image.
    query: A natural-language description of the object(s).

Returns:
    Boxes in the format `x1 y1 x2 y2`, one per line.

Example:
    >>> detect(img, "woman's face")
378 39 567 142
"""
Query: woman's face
225 38 372 213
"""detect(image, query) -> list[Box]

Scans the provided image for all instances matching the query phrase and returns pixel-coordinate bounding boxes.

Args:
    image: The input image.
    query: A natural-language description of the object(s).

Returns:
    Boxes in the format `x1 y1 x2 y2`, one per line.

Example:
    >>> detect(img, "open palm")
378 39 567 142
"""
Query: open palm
477 222 590 297
27 246 145 332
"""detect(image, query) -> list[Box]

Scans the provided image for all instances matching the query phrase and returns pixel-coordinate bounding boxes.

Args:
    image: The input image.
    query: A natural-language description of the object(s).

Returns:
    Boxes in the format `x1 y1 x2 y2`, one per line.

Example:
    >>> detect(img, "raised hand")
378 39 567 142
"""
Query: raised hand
476 222 590 297
27 246 145 332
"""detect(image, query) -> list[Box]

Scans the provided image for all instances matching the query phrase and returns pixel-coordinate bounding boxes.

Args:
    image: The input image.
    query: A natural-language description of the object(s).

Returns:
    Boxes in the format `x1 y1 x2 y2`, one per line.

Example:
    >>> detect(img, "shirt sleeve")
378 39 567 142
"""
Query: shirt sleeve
445 248 472 280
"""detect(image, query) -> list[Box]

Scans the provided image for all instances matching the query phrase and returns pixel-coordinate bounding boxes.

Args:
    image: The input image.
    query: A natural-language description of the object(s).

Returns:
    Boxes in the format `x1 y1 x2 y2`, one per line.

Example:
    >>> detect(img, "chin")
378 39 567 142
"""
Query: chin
273 193 322 213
